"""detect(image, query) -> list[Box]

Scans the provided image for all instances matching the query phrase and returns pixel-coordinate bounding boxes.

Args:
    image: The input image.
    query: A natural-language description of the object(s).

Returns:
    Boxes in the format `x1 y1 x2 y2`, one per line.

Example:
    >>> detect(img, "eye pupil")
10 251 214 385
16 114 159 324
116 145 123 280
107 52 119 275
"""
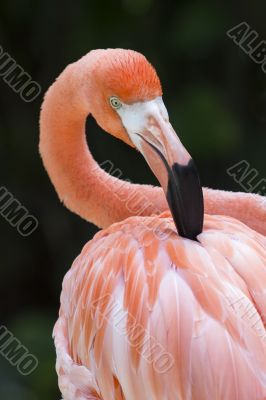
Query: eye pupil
110 96 122 109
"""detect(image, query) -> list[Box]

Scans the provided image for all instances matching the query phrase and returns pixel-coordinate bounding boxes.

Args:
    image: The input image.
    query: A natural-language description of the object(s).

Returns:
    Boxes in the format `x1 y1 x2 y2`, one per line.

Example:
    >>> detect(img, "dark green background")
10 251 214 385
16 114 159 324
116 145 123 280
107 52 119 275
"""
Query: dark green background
0 0 265 398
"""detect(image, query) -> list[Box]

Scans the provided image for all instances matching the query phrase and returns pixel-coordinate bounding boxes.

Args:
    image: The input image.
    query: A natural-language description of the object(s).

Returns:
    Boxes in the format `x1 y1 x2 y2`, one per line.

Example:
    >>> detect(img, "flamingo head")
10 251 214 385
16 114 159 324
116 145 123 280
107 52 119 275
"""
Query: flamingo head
87 49 204 240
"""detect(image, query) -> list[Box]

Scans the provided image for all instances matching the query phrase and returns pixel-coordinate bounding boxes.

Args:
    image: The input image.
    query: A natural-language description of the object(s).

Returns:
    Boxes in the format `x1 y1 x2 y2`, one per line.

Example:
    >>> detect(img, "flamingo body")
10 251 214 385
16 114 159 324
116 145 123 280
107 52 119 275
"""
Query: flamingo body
39 49 266 399
54 212 266 400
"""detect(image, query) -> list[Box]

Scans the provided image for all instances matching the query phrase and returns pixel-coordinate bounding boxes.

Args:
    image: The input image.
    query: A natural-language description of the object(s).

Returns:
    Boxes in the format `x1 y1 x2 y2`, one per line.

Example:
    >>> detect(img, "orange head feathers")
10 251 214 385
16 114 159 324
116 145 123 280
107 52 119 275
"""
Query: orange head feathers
85 49 162 144
91 49 162 103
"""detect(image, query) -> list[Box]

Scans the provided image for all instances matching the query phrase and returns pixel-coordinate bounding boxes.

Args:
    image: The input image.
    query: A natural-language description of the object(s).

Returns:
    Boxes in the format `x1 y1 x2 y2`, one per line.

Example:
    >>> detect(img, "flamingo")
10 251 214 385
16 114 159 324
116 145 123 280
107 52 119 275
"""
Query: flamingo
39 49 266 400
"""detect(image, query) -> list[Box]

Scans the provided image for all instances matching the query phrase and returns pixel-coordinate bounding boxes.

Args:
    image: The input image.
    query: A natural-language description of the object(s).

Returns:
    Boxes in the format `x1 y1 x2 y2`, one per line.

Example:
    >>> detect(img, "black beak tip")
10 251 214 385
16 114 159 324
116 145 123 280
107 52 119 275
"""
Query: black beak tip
166 159 204 241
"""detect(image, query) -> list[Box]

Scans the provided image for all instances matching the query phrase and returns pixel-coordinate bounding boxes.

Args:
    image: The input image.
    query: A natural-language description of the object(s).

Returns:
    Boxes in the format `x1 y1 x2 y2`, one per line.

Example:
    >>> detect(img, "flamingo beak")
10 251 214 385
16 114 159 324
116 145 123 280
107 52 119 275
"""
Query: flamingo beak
117 97 204 240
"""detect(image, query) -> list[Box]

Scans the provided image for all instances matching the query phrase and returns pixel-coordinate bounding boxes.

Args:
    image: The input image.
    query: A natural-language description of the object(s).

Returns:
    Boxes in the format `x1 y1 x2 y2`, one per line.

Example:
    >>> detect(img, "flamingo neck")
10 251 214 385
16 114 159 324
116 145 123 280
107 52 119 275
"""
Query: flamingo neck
39 55 266 235
39 59 168 228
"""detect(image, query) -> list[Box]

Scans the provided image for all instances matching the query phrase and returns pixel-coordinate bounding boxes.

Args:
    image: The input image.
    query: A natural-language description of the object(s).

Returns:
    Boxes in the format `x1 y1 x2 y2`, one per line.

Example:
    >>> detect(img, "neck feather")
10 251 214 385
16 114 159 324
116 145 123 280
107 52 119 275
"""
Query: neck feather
39 54 265 235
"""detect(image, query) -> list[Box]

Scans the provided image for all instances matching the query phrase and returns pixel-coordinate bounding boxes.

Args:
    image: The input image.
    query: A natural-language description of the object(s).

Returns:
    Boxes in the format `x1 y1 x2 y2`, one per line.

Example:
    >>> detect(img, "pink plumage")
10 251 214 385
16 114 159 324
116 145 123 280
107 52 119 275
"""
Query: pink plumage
40 49 266 399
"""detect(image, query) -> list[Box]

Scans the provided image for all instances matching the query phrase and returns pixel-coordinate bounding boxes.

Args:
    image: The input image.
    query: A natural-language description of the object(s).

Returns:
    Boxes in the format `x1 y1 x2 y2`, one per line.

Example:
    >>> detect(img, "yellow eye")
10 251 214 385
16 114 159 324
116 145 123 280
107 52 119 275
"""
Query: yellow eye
109 96 122 109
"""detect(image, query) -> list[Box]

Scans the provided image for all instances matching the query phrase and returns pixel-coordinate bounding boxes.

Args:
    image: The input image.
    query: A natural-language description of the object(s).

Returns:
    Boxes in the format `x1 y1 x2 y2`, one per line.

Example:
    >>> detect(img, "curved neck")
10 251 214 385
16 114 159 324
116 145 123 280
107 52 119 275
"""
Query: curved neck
39 60 167 228
39 56 266 235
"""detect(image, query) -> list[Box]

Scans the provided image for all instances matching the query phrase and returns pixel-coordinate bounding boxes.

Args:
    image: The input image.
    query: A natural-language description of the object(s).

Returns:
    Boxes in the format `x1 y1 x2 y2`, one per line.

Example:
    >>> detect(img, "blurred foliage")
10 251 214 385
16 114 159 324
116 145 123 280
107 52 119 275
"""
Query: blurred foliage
0 0 265 398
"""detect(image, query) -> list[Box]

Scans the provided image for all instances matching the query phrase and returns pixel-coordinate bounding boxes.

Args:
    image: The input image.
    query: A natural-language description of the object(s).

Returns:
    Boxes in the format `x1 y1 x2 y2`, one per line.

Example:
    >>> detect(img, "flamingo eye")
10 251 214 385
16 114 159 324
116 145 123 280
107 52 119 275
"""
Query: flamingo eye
109 96 122 110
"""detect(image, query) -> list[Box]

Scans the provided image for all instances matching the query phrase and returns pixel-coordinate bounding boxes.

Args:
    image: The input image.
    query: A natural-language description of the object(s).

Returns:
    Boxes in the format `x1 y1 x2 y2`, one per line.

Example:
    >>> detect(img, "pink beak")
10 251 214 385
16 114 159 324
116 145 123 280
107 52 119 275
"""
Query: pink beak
121 99 204 240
